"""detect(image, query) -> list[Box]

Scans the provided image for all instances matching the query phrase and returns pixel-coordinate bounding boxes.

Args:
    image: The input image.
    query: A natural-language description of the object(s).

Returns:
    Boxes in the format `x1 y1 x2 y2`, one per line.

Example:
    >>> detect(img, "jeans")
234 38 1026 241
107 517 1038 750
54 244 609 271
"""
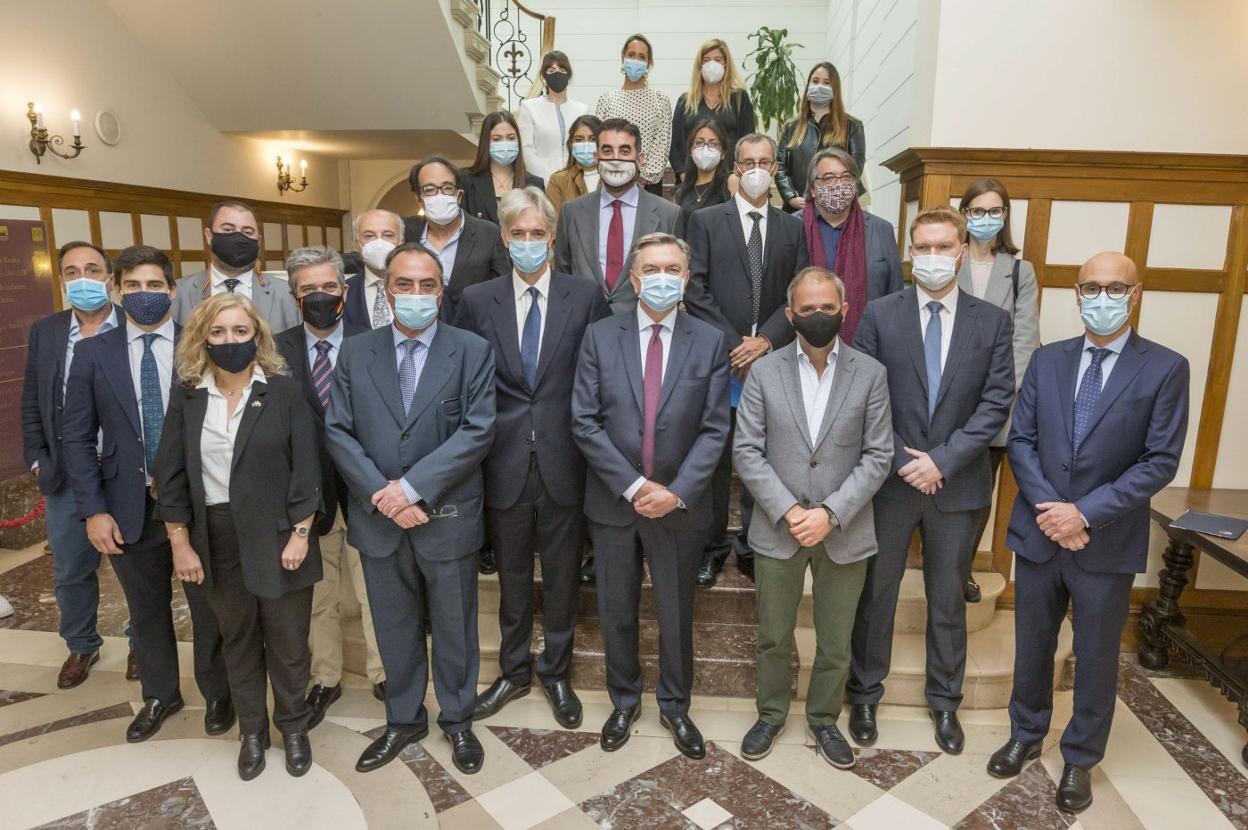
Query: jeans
44 485 103 654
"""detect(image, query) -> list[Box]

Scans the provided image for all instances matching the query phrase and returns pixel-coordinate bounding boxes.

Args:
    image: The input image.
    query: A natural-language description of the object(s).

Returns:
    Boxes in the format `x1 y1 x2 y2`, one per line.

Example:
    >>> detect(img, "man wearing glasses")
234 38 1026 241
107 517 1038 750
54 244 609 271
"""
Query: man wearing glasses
988 251 1189 814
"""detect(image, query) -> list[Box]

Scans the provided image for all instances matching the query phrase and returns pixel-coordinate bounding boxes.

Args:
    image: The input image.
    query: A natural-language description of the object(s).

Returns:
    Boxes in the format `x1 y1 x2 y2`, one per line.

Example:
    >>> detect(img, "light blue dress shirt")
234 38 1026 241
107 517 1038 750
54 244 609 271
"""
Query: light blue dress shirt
421 213 464 283
304 321 345 370
598 184 640 281
1076 327 1130 392
394 322 439 504
64 308 118 398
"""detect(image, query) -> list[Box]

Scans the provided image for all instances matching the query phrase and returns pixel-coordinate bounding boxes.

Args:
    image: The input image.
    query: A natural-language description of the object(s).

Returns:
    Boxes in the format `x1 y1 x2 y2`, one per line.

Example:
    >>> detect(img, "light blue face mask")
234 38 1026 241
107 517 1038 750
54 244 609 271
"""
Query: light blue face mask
571 141 597 167
966 215 1005 242
489 141 520 166
622 59 648 82
509 239 549 274
1079 292 1131 336
393 293 439 330
65 277 110 311
638 273 684 312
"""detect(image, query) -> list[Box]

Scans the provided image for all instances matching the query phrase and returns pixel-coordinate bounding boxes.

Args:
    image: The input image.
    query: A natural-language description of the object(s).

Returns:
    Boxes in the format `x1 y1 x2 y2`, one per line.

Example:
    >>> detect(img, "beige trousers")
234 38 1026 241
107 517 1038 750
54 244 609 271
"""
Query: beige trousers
308 514 385 686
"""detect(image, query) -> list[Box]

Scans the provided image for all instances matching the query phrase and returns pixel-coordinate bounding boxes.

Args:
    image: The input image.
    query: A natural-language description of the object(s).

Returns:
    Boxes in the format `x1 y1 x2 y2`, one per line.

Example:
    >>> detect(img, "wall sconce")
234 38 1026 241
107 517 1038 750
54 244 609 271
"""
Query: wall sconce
276 156 308 195
27 102 85 164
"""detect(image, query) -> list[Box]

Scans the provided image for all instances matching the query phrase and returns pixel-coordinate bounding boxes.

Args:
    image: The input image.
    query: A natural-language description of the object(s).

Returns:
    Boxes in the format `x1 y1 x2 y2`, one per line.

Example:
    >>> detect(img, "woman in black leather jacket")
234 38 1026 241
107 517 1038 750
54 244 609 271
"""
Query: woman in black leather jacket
777 61 866 211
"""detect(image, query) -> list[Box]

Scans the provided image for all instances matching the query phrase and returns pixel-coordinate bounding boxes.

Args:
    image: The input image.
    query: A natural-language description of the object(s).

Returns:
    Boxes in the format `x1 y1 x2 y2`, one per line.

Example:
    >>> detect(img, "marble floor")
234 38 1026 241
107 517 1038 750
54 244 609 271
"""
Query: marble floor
1 542 1246 830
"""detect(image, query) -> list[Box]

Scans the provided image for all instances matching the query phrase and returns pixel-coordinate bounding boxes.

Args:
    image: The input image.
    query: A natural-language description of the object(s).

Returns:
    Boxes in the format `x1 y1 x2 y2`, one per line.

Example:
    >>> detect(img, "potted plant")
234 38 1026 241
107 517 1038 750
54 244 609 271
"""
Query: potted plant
745 26 803 135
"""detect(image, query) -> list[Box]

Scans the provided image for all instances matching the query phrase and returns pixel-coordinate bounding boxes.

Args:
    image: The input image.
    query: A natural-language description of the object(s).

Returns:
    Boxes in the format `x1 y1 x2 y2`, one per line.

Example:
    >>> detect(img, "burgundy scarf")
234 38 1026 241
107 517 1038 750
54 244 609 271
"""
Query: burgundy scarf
803 199 868 343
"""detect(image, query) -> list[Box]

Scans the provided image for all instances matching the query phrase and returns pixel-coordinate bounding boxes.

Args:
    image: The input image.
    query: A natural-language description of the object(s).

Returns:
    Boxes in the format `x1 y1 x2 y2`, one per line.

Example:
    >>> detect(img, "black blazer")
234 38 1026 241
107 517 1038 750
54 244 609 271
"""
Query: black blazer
154 373 323 599
274 321 370 535
683 201 809 351
460 168 545 226
401 213 511 325
456 271 610 510
341 252 371 331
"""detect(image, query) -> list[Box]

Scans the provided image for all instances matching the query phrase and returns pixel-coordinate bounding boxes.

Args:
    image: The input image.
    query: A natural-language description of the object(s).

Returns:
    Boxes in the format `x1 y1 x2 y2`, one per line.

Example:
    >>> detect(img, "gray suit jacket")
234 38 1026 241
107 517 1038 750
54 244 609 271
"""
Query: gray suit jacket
172 270 301 331
555 187 684 314
956 252 1041 445
325 323 496 561
734 341 893 564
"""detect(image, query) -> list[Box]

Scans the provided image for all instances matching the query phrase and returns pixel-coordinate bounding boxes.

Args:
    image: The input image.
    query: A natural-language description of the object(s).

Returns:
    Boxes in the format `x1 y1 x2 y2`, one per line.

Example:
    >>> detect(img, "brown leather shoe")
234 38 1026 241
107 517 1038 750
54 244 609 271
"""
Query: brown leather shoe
126 649 140 681
57 650 100 689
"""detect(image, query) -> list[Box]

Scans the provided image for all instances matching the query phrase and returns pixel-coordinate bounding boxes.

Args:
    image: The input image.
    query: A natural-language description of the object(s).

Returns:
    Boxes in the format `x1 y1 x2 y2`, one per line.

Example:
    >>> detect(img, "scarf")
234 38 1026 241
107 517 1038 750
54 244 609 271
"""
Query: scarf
804 199 868 343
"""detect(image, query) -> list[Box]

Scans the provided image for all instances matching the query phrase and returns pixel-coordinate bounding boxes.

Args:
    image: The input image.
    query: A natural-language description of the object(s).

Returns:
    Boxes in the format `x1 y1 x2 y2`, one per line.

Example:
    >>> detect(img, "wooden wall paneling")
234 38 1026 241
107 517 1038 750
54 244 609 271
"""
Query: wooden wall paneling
1124 201 1154 330
87 210 102 250
39 205 62 309
918 173 952 211
167 215 182 277
130 212 144 246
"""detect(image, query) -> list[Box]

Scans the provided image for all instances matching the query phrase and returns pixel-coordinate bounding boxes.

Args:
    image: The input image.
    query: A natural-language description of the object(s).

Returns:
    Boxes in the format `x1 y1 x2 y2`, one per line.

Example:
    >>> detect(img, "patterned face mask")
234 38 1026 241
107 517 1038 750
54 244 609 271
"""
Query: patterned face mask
814 181 856 214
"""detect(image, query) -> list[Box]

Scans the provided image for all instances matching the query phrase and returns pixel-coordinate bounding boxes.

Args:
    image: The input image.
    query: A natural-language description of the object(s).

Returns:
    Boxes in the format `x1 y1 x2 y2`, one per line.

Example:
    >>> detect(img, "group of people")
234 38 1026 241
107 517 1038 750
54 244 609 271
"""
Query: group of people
16 39 1191 818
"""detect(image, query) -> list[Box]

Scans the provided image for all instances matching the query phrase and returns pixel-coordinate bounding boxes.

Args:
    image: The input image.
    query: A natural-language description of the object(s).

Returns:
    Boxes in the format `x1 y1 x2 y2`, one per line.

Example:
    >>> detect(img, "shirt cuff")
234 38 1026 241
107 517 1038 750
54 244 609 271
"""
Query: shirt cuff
399 478 421 505
1079 511 1090 529
623 476 647 501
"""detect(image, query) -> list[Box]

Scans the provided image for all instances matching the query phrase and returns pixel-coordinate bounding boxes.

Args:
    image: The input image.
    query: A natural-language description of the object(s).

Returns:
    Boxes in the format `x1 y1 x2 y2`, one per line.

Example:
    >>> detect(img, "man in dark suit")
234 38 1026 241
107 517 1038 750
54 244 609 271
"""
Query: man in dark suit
21 241 123 689
62 244 232 743
458 188 610 728
987 252 1189 814
572 232 731 759
342 209 405 331
683 132 810 586
326 242 496 776
274 246 386 726
847 206 1014 754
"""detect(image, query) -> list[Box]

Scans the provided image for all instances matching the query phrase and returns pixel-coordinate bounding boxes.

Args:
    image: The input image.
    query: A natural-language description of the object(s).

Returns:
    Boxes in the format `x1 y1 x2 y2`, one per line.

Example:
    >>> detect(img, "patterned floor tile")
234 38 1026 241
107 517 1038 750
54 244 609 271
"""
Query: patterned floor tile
952 762 1074 830
31 776 215 829
487 726 601 770
363 724 471 813
0 689 45 708
0 701 133 749
851 748 941 791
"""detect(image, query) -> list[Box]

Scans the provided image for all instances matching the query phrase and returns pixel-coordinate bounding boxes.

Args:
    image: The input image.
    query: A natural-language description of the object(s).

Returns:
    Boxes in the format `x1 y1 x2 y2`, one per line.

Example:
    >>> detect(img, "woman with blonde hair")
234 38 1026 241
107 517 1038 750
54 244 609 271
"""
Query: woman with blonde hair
670 38 756 179
777 61 866 211
155 292 323 782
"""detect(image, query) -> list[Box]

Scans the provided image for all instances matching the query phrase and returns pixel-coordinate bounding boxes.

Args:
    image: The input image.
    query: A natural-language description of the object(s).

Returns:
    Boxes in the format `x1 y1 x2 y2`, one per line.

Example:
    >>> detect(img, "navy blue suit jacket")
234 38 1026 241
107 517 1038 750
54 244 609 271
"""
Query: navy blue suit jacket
1007 331 1189 574
341 252 371 331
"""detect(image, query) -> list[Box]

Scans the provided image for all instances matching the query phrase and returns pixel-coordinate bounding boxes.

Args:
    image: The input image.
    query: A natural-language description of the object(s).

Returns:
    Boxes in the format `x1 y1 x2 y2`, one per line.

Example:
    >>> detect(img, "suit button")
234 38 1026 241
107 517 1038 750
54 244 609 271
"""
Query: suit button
137 467 144 474
809 460 818 468
1061 463 1069 471
402 431 410 438
55 404 62 411
801 498 811 508
531 397 537 405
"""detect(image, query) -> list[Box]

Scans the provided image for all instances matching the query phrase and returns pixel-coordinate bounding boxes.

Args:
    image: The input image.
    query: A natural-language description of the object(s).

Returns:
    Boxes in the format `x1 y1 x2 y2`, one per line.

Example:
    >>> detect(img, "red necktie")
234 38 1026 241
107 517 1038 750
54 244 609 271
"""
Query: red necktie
606 199 624 291
642 323 663 479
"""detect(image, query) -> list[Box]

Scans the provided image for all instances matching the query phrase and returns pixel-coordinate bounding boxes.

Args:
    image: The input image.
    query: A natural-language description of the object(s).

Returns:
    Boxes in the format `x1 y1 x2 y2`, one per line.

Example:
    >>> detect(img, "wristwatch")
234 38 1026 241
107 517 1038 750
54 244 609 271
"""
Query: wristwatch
293 525 310 538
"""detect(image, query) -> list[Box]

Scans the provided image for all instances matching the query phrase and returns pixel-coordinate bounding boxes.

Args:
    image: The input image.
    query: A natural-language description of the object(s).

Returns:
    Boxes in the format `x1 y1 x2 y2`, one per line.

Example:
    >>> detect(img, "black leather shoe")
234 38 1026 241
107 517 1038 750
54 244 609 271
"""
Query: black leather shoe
600 705 641 752
695 558 719 587
447 729 485 774
126 696 185 743
987 739 1042 778
238 731 271 781
741 719 785 761
965 579 982 603
355 725 428 773
473 677 531 721
477 548 497 575
543 679 583 729
848 703 878 745
204 698 236 736
811 724 856 769
579 555 596 584
284 730 312 777
660 714 706 760
1056 764 1093 813
306 683 342 730
373 682 386 702
931 709 965 754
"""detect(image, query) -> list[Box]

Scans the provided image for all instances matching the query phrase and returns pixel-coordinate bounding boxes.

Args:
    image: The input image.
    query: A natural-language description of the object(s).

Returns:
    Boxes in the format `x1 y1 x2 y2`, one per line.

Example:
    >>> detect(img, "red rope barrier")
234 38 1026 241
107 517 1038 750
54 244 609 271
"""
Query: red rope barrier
0 496 45 528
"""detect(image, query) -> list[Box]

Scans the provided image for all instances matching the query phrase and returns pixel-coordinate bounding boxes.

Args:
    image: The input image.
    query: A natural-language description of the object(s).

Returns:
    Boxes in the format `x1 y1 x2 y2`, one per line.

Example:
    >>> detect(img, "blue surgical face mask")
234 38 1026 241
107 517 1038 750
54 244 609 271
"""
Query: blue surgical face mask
1079 293 1131 336
622 59 648 82
66 278 110 312
638 274 684 312
571 141 597 167
489 141 520 166
121 290 171 327
509 240 549 274
967 215 1005 242
392 292 439 330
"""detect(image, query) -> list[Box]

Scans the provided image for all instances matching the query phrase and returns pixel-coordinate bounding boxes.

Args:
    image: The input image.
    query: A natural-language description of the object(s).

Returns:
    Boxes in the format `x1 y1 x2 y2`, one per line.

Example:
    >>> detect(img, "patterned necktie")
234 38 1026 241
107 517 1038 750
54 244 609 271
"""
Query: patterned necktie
398 339 422 416
605 199 624 291
746 211 764 328
371 281 393 329
520 286 541 390
311 340 333 410
641 323 664 479
139 333 163 474
223 278 240 293
1073 347 1112 452
923 300 943 420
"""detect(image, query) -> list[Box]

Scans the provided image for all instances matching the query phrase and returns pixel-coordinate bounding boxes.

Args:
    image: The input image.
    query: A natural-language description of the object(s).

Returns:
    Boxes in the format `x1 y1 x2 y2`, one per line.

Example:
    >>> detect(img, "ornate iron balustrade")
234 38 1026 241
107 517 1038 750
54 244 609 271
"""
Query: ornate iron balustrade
474 0 556 111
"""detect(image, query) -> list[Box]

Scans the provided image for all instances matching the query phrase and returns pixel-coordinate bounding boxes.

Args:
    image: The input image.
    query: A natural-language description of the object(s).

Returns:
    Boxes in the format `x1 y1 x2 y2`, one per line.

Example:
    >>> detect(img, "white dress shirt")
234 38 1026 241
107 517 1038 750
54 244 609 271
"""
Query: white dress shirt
598 185 640 280
127 318 175 483
364 270 390 328
199 364 266 505
734 191 770 250
395 322 440 505
916 283 959 370
304 320 345 370
1076 327 1131 392
210 264 255 299
796 340 840 438
969 258 993 299
623 305 678 501
513 269 551 353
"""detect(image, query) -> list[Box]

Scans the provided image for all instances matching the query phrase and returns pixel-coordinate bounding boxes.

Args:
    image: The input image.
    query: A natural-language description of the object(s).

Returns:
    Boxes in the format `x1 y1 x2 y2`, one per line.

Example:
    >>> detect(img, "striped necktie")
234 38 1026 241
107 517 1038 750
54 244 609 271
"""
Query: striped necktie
311 340 333 410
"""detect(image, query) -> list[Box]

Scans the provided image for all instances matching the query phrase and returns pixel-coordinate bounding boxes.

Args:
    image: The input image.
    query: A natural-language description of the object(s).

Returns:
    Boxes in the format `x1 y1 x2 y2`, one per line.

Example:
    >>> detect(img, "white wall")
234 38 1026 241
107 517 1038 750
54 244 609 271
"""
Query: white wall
0 0 340 208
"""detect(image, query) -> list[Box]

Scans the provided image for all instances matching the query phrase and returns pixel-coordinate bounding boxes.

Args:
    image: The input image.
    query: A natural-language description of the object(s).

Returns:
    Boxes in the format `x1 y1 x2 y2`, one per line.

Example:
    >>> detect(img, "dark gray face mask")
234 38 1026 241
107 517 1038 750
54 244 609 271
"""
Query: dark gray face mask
791 310 843 348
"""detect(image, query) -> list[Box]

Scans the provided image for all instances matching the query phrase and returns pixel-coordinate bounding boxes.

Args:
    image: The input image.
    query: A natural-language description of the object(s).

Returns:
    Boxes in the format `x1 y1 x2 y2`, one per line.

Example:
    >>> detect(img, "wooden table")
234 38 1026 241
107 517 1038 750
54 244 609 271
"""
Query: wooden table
1137 487 1248 764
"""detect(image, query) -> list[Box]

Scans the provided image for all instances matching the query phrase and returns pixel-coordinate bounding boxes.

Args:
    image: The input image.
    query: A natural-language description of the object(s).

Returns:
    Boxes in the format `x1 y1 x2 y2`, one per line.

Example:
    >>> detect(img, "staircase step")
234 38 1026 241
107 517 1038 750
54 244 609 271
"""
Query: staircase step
896 569 1006 634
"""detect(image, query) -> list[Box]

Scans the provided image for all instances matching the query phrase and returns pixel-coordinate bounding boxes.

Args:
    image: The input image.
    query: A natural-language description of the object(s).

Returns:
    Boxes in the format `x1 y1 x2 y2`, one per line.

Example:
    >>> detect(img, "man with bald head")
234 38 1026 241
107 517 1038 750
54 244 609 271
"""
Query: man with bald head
988 251 1189 813
343 209 405 330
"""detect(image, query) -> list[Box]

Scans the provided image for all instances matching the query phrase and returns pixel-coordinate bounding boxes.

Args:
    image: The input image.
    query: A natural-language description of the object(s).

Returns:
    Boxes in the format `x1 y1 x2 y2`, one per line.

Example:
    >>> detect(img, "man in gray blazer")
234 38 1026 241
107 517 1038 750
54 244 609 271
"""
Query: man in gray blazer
325 242 496 776
572 232 730 760
734 267 892 769
847 206 1014 755
555 119 684 314
171 200 300 331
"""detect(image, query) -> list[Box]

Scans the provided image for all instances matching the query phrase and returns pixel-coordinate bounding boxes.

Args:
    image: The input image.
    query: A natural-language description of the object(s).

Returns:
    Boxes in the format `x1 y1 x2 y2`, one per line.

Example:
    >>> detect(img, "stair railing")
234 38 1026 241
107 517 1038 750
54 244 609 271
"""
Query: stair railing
474 0 557 111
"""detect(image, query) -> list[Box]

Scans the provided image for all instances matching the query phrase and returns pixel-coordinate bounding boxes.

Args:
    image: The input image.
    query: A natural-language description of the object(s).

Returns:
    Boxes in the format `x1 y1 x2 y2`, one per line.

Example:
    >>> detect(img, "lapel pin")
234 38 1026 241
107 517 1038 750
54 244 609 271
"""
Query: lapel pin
251 400 262 408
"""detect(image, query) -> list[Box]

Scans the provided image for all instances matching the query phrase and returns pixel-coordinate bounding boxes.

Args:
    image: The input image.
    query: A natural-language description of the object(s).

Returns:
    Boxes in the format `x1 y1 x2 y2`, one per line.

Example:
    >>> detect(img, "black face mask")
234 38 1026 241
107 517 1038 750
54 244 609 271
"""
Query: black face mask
300 291 344 329
206 339 258 373
545 72 570 94
791 310 843 348
210 231 260 269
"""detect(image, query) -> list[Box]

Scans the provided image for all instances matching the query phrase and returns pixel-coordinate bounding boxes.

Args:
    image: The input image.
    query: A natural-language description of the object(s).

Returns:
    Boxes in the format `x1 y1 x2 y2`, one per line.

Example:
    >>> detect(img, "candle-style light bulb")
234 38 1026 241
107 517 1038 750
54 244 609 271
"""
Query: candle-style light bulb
70 109 81 137
299 159 307 172
33 103 45 129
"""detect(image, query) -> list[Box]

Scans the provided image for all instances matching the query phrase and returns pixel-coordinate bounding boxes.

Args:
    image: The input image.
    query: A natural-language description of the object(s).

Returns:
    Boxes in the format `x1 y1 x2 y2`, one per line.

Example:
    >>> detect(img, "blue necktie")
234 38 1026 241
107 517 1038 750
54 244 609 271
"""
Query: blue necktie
923 300 943 419
398 339 421 415
1073 347 1112 453
520 286 541 390
139 333 163 474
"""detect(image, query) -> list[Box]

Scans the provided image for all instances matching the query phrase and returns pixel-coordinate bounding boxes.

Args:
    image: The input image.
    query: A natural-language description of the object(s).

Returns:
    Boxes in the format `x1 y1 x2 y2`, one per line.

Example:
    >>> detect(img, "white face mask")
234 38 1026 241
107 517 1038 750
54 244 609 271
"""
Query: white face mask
599 158 638 189
361 238 396 273
911 254 959 291
700 60 725 84
739 167 772 200
690 145 722 172
423 193 460 226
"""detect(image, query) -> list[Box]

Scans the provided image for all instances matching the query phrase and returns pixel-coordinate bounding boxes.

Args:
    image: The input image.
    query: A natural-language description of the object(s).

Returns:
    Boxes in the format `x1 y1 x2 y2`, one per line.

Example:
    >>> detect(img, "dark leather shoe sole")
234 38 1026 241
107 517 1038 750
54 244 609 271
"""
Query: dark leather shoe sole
57 651 100 689
600 707 641 752
473 682 531 721
126 698 185 743
239 733 272 782
660 716 706 760
1057 790 1093 814
848 708 878 746
987 743 1042 779
446 733 484 774
930 711 964 755
543 684 583 729
355 726 428 773
285 740 313 777
205 705 237 737
740 721 786 761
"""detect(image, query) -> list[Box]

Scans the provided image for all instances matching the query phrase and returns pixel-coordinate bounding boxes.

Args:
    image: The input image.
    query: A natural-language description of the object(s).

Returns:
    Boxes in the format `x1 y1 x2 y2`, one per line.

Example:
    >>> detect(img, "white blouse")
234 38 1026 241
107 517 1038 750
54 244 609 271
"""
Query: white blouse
517 96 589 184
199 365 265 505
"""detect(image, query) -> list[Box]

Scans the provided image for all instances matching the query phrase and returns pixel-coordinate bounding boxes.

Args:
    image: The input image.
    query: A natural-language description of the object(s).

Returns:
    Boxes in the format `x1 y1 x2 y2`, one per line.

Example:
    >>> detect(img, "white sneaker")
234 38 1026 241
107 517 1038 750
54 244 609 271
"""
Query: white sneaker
0 594 14 619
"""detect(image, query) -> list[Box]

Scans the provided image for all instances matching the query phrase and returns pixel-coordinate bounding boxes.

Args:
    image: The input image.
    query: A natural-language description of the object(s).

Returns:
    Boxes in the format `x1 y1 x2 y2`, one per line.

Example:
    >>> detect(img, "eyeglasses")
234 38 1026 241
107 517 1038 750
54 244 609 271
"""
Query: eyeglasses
420 184 459 197
1077 282 1133 300
963 207 1007 220
736 159 775 171
813 172 856 186
692 139 722 150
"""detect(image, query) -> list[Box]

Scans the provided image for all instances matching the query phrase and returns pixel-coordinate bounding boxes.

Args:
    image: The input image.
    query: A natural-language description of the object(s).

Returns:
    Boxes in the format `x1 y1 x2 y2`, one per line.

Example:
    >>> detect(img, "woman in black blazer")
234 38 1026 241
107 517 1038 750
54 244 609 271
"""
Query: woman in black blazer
155 293 322 782
463 110 544 225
